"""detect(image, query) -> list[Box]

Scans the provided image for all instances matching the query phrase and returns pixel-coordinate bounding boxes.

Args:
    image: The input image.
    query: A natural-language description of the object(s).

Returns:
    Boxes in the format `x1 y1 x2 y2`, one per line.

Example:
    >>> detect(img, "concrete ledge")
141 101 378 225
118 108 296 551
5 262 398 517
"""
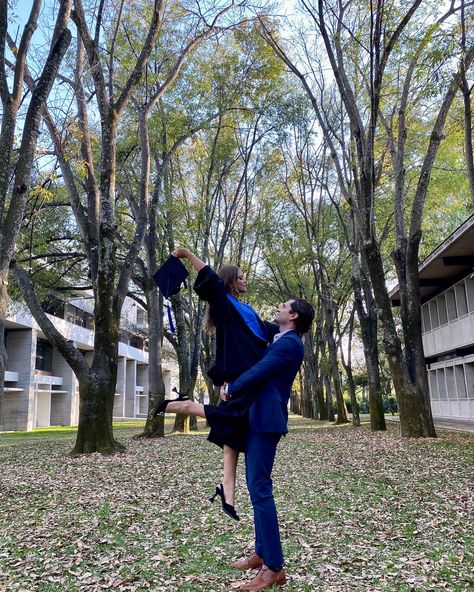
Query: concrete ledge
385 415 474 433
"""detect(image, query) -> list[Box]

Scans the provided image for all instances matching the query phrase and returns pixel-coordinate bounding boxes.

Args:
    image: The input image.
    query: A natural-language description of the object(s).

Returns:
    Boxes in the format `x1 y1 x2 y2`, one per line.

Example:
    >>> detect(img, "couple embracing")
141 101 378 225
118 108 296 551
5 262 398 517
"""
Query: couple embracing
156 248 314 591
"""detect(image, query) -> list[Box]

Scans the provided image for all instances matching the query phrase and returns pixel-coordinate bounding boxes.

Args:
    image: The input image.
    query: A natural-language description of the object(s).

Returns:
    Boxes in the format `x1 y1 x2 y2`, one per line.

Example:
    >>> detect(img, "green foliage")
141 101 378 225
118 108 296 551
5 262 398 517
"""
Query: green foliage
13 178 85 304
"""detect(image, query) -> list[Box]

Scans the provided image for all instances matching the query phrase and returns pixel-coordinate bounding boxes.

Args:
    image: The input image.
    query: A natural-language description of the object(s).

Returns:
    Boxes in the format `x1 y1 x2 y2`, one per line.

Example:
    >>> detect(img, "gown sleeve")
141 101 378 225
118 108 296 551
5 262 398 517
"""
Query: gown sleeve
193 265 228 315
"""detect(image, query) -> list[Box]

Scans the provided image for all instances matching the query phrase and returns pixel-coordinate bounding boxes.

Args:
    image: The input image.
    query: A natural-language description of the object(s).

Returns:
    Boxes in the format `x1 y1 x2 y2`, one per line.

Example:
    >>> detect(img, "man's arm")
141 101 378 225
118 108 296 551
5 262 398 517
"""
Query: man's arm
227 336 301 398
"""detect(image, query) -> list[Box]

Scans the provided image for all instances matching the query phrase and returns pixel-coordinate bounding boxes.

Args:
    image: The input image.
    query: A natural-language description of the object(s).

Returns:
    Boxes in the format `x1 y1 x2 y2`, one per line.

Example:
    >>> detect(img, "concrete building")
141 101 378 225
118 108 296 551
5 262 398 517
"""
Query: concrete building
2 294 173 431
390 214 474 421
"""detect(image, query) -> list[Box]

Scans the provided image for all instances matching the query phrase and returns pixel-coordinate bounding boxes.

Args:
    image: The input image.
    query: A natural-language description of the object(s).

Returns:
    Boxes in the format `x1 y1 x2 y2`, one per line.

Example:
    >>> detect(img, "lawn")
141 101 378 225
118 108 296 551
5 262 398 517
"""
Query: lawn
0 417 473 591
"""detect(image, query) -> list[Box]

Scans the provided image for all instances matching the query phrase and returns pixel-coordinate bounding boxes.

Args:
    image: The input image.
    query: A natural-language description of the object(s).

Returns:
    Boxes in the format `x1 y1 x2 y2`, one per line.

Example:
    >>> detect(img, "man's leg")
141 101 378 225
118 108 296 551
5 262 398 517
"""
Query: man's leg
245 430 283 570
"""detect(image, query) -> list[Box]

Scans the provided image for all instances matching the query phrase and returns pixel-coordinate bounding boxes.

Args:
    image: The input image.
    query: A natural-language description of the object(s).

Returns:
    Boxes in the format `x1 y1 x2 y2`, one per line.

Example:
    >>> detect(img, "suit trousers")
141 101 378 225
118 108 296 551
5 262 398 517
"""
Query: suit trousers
245 430 283 570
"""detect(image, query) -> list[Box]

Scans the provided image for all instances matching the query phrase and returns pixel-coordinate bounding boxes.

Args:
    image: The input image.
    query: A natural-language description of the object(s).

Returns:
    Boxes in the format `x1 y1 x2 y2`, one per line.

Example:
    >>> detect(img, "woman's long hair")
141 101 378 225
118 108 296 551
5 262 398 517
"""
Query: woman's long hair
205 265 241 332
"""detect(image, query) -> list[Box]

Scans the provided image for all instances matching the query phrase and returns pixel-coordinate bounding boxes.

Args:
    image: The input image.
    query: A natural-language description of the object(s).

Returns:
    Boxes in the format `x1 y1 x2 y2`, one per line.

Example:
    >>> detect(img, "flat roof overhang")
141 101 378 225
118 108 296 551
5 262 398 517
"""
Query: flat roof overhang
389 214 474 306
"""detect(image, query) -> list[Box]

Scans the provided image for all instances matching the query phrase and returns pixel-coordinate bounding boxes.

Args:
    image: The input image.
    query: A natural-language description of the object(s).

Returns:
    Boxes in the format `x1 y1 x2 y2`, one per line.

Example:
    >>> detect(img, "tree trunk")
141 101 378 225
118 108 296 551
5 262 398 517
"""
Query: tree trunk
401 236 436 435
301 333 317 418
316 334 328 421
0 269 8 429
71 276 124 453
292 372 303 415
171 290 200 433
136 285 166 439
351 248 386 430
71 376 125 455
323 295 349 424
365 333 386 430
315 377 326 420
339 306 361 427
345 364 360 427
324 371 335 422
461 0 474 208
365 241 435 437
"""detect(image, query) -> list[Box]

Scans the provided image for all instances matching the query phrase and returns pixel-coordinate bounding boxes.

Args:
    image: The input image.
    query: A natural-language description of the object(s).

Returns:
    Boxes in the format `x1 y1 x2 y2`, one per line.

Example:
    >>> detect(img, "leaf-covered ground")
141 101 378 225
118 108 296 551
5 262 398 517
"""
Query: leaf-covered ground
0 417 473 591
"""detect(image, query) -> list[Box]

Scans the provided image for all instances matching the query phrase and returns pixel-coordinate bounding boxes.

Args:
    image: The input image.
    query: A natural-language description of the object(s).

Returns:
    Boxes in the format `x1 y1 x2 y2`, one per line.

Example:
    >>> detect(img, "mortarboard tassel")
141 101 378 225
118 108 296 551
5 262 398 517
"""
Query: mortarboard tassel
167 303 176 333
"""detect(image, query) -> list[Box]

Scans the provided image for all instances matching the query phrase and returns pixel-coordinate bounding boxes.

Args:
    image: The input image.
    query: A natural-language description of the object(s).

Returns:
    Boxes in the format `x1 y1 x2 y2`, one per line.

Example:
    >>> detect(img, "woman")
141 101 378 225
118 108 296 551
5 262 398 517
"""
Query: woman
157 247 277 520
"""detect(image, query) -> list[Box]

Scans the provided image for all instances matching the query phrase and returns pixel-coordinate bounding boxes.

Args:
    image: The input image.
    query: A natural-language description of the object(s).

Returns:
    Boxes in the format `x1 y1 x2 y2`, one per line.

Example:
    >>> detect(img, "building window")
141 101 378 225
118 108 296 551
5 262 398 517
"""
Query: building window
445 288 457 322
429 299 440 330
445 367 456 400
455 366 467 399
422 304 431 333
465 363 474 400
437 294 448 325
428 371 439 400
137 309 147 326
437 368 447 400
42 297 65 318
130 335 144 350
35 338 53 372
466 277 474 313
455 283 469 317
65 303 93 329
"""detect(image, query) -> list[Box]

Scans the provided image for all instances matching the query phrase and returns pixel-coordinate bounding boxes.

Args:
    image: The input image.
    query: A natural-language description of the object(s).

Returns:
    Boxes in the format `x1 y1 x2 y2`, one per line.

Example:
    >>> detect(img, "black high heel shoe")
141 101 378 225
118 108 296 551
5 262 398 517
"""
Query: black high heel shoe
154 392 190 417
208 484 240 521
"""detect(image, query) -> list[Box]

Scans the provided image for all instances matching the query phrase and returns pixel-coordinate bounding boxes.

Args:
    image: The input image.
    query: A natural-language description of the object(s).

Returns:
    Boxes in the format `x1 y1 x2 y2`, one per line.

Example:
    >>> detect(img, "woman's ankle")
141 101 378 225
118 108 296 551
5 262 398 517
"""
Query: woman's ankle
222 481 235 505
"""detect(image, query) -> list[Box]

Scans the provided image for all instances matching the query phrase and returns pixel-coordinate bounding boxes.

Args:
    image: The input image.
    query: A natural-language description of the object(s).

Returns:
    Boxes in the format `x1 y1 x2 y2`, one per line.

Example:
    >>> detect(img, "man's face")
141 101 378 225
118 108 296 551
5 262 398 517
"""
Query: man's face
236 270 247 293
275 299 296 325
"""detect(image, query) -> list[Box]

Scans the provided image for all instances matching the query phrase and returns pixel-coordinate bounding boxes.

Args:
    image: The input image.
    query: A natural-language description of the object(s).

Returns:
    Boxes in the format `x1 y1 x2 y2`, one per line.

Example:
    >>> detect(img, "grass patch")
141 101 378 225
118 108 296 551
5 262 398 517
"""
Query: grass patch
0 418 473 591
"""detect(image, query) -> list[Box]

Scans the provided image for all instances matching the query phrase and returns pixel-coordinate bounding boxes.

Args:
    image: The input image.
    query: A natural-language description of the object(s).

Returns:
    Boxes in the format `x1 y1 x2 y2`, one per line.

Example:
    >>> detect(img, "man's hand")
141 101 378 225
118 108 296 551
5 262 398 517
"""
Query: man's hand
220 384 229 402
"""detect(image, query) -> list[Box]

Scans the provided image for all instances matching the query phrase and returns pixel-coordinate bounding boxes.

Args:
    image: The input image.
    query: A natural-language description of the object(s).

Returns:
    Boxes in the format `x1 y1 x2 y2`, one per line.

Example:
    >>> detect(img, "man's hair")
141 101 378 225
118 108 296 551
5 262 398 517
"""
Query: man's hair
290 298 315 335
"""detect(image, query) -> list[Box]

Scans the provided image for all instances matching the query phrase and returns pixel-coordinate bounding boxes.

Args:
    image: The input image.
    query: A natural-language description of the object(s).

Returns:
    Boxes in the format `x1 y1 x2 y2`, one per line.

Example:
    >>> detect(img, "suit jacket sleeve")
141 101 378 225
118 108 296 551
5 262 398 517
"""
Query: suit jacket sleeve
227 336 299 398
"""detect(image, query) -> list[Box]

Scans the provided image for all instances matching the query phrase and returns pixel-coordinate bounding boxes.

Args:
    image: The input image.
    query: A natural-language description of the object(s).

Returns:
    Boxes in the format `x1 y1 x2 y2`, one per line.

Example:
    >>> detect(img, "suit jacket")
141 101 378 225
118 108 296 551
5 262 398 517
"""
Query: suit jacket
194 265 278 385
227 330 304 434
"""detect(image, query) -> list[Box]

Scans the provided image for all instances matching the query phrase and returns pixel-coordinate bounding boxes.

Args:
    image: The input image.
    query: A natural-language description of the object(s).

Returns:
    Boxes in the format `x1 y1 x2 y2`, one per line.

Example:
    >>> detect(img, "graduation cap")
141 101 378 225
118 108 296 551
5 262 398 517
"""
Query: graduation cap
153 256 189 298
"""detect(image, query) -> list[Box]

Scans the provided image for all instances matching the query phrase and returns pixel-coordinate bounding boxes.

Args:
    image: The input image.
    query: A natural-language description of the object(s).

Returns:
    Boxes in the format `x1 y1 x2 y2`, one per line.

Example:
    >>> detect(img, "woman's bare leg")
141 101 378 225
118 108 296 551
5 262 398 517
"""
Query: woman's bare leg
222 445 239 506
165 400 206 417
164 400 239 508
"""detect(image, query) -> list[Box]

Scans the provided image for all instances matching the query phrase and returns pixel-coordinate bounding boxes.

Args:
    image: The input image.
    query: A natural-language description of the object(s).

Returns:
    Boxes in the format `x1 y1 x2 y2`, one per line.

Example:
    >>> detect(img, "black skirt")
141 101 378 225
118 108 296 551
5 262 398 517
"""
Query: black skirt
204 391 254 453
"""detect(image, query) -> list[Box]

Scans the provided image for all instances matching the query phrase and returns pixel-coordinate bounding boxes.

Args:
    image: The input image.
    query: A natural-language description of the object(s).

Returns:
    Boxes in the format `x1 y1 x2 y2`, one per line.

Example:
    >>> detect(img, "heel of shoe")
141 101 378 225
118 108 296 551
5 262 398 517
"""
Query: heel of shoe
208 486 219 503
154 400 169 417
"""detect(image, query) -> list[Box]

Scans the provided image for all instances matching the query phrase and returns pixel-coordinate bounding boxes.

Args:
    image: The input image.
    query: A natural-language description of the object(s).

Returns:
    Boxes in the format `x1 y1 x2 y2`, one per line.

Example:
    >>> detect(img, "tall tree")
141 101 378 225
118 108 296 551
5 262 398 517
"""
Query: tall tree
0 0 72 428
262 0 474 437
13 0 244 452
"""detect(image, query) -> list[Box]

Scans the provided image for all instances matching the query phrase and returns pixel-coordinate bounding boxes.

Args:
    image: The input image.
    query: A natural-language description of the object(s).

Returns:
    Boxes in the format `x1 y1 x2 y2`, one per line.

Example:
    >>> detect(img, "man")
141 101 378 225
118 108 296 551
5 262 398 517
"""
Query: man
221 298 315 591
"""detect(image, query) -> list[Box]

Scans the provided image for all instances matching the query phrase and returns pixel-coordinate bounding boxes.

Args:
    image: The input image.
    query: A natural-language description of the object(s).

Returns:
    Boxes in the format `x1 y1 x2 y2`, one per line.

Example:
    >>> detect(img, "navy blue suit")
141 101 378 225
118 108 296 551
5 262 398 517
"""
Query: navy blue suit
228 330 304 570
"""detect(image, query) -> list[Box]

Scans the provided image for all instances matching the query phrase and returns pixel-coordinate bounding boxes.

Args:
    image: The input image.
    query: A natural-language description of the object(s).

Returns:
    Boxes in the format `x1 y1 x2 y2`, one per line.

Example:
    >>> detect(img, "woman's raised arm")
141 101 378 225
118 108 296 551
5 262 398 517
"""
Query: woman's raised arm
172 247 206 272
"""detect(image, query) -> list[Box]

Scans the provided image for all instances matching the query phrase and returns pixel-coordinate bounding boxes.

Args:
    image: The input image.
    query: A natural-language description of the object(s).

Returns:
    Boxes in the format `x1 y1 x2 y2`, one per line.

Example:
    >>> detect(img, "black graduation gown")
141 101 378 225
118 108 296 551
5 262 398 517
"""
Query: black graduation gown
194 266 278 451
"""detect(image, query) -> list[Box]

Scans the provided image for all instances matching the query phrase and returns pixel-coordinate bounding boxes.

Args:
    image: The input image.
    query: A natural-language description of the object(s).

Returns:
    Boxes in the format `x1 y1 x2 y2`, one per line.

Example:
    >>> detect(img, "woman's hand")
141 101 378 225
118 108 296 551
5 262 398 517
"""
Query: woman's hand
172 247 191 259
172 248 206 272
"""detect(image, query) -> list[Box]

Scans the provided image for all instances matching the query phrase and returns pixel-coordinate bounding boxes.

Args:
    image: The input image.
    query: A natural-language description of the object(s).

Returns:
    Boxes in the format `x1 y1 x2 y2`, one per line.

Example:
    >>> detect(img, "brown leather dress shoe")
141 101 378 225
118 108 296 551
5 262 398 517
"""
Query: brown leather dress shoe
237 565 286 590
232 553 264 571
